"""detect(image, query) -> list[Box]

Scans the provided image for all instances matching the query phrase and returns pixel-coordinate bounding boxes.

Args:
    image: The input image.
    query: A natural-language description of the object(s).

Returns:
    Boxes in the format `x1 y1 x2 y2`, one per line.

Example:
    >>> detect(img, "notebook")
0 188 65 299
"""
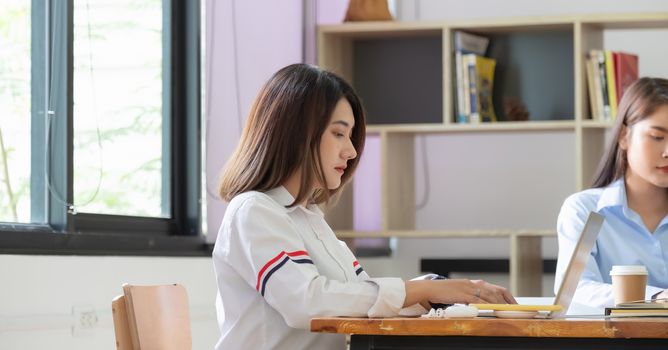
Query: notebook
605 298 668 317
473 211 605 318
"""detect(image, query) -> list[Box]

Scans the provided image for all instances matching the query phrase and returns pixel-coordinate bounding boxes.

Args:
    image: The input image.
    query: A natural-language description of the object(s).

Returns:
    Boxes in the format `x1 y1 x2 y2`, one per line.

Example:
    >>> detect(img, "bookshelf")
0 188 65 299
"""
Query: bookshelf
317 13 668 296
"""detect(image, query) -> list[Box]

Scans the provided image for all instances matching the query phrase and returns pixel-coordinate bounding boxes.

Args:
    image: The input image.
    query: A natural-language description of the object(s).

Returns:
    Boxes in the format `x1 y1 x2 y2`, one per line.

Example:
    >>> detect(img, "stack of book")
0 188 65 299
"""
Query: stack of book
585 50 639 121
454 31 497 123
605 299 668 317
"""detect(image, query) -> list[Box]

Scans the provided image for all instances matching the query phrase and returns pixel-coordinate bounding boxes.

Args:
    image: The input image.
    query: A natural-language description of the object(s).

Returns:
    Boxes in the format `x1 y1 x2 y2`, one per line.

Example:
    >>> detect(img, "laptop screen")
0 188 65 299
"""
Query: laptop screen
551 211 604 317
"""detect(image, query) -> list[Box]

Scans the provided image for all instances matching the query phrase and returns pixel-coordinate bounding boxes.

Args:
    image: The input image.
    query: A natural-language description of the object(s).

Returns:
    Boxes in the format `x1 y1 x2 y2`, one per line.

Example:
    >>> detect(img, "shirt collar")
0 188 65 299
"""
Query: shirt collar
265 186 324 216
596 178 628 212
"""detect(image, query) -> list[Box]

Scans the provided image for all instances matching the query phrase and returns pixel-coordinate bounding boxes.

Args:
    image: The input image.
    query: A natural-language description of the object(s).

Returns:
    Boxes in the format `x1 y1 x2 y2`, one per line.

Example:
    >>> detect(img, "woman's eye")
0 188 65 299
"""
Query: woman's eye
650 135 664 141
334 131 345 138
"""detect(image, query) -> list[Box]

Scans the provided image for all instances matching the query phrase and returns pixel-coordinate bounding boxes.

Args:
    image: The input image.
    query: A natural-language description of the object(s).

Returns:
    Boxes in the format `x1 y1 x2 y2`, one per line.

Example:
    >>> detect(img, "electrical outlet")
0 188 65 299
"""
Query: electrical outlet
72 304 98 336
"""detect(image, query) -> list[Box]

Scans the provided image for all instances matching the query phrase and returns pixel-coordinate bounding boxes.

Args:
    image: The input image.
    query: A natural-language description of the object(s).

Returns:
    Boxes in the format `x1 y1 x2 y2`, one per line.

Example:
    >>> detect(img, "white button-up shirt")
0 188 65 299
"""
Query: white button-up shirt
555 179 668 310
213 187 405 350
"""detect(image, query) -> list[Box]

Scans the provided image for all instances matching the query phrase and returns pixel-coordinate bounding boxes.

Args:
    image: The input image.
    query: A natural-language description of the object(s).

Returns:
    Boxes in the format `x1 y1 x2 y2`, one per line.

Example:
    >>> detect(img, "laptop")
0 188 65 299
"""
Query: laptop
472 211 605 318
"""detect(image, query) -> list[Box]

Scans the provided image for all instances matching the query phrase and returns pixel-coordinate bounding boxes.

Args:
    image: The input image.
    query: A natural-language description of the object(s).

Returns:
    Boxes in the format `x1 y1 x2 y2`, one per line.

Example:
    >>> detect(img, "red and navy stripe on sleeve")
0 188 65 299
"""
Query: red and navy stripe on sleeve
353 260 364 276
256 250 313 296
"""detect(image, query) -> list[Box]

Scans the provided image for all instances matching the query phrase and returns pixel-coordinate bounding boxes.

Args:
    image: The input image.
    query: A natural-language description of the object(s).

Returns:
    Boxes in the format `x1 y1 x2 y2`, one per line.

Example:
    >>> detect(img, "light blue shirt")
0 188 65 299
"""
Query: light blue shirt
555 178 668 309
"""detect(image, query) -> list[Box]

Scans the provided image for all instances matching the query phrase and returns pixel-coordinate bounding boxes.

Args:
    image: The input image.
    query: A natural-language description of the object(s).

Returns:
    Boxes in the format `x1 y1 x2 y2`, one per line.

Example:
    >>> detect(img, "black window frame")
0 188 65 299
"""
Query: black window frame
0 0 209 256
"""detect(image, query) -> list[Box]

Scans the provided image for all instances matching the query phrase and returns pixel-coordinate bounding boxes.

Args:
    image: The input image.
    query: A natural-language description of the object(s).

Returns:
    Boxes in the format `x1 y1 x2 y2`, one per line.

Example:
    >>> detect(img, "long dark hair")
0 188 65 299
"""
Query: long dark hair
219 63 366 206
591 77 668 188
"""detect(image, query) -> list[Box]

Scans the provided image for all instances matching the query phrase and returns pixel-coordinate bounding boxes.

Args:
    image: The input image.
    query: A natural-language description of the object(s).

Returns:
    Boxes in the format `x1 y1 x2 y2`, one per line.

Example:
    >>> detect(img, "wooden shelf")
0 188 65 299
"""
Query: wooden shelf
367 120 577 134
451 18 574 32
318 13 668 36
319 12 668 297
318 21 443 36
580 13 668 29
335 229 556 239
581 120 615 129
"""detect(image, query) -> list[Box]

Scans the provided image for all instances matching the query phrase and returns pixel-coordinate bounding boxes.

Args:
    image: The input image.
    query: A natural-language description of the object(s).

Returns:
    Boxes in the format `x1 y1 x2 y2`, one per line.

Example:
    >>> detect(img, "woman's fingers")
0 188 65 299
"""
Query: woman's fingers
472 280 514 304
502 288 517 304
424 279 516 306
478 287 504 304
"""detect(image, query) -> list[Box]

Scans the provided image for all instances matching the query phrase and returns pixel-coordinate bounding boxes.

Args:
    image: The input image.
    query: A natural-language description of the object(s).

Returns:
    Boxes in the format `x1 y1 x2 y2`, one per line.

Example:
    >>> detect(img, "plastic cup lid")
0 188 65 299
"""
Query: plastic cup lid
609 265 648 276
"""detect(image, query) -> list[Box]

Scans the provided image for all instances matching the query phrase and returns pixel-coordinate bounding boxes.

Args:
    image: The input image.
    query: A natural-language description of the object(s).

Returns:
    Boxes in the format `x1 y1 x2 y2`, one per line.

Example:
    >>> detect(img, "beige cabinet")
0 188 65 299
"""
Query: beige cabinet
318 13 668 295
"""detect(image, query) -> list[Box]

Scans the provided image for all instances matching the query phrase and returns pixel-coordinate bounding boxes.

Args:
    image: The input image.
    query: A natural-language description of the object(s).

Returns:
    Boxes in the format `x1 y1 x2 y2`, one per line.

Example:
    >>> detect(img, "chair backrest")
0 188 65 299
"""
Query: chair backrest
111 283 192 350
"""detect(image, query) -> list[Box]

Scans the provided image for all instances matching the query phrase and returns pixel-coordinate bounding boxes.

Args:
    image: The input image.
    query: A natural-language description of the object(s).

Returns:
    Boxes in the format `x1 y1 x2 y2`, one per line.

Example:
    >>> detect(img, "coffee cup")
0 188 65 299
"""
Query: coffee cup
609 265 648 305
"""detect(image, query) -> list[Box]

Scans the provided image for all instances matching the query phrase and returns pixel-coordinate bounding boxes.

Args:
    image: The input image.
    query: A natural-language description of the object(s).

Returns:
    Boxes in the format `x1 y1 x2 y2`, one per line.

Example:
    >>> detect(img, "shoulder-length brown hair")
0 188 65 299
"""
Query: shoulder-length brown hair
591 77 668 188
219 63 366 206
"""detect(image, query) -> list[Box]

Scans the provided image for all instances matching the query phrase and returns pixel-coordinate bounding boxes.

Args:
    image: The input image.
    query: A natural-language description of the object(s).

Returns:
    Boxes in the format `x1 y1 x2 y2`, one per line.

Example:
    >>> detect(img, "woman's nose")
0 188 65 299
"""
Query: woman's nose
344 140 357 160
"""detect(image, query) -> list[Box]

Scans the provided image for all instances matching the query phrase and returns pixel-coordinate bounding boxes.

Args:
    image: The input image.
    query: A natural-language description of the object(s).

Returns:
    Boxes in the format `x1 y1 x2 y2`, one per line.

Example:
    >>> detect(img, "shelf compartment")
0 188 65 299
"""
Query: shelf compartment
451 27 575 123
353 35 443 125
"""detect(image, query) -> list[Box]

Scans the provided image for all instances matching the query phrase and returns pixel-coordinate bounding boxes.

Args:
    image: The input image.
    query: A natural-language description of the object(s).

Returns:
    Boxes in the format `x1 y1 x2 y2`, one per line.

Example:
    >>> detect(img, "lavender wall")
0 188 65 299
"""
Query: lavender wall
317 0 349 24
204 1 351 240
205 0 351 241
206 0 303 240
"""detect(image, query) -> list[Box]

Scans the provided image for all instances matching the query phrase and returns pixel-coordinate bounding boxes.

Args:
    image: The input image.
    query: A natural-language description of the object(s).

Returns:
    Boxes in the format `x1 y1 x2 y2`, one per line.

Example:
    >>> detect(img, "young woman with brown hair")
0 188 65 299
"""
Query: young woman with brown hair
555 77 668 309
213 64 515 349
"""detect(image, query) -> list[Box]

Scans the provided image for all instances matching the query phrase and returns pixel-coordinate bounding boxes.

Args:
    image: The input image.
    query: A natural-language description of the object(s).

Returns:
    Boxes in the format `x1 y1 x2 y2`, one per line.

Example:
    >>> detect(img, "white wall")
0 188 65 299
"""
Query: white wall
204 0 306 242
0 255 217 350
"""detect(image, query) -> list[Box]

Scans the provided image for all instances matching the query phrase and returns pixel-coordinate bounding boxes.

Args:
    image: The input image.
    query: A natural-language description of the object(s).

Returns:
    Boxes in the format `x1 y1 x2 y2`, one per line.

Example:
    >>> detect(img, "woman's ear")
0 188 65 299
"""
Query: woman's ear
618 125 630 151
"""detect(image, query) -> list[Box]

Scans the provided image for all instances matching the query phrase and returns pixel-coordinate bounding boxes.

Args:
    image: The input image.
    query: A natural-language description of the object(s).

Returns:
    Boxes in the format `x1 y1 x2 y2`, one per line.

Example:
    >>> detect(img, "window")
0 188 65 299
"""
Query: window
73 0 165 217
0 0 205 256
0 1 32 224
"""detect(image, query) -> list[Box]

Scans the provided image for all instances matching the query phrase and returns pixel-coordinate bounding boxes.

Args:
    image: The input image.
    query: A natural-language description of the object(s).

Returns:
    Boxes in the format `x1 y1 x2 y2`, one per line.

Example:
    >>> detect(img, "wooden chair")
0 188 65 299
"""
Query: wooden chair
111 283 192 350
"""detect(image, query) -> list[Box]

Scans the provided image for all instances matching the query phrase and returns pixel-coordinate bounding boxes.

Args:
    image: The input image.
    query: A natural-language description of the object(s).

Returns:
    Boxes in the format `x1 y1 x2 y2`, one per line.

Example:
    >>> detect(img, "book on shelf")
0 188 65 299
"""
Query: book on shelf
613 51 639 102
457 52 471 123
454 31 489 54
466 54 478 122
453 31 489 123
585 56 602 120
465 54 497 123
592 50 613 121
604 50 618 119
585 49 639 122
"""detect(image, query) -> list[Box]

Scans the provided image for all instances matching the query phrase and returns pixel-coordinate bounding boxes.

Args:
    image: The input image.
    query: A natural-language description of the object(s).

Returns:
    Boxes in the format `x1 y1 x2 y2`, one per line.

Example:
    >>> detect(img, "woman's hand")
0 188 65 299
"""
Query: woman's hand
404 279 516 309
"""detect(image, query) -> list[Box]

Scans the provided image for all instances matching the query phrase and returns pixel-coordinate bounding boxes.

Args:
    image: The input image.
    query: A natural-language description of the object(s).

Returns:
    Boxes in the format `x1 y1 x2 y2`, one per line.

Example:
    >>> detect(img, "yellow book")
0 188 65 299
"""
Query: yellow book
469 55 496 122
605 50 618 120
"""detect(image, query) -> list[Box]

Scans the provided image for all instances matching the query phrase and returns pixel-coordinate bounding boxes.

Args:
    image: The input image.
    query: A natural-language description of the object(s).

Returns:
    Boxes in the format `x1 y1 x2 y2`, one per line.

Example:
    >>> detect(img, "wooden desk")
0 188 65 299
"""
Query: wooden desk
311 317 668 349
